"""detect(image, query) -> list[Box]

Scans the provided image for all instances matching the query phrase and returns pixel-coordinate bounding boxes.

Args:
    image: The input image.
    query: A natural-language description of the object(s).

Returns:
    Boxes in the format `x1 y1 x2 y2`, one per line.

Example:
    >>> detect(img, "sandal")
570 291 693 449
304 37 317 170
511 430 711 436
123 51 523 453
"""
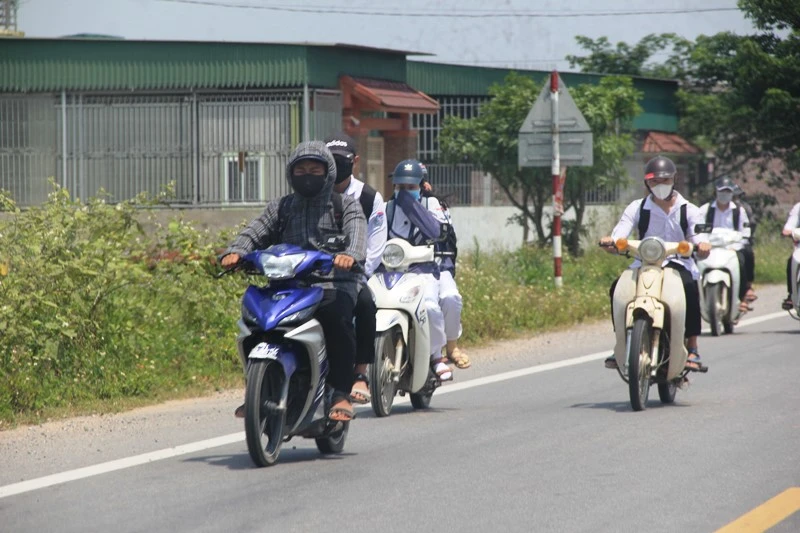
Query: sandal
447 346 472 369
234 403 245 419
744 289 758 302
738 301 751 313
349 373 371 405
329 394 355 422
432 360 453 382
783 298 794 311
604 355 618 369
685 349 702 371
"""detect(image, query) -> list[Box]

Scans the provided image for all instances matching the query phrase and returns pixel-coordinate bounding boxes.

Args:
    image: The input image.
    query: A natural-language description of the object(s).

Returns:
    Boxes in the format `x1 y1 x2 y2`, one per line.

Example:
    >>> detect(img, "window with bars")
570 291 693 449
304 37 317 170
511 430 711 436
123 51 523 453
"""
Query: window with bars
224 156 263 203
412 96 488 161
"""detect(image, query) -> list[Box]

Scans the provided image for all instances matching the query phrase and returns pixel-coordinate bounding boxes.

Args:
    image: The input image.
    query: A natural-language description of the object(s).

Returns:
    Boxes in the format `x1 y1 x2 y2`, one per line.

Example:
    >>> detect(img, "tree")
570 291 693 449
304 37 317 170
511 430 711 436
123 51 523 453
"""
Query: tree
566 34 693 79
439 72 641 252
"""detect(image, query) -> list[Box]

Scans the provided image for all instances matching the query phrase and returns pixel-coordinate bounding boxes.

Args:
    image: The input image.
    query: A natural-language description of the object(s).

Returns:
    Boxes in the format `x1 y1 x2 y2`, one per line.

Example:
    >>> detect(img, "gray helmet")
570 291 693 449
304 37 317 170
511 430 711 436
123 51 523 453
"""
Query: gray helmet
714 176 736 191
391 159 425 186
644 155 677 180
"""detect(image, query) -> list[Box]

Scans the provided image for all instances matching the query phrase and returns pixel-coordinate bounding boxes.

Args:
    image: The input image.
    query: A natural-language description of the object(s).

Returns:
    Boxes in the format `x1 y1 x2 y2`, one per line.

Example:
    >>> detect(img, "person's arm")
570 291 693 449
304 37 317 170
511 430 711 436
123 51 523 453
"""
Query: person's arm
341 197 367 264
223 199 281 259
686 203 710 245
610 200 639 241
424 196 450 224
782 202 800 235
364 192 387 277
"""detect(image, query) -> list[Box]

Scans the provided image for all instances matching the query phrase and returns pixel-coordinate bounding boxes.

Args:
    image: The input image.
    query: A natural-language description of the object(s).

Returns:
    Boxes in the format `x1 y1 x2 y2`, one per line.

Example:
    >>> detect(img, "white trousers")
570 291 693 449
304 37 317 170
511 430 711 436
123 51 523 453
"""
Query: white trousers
420 273 447 361
438 270 463 341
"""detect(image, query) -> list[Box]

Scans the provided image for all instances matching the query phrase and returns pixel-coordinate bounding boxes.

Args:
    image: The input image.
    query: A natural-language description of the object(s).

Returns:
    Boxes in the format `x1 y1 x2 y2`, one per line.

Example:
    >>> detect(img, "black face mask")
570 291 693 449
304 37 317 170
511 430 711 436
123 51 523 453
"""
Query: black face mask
290 174 326 198
333 156 353 184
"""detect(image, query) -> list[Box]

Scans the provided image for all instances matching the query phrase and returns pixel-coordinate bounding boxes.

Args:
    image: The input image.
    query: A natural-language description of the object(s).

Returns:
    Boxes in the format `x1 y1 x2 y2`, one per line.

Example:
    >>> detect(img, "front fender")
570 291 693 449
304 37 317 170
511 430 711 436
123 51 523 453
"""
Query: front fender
704 269 731 288
375 309 409 341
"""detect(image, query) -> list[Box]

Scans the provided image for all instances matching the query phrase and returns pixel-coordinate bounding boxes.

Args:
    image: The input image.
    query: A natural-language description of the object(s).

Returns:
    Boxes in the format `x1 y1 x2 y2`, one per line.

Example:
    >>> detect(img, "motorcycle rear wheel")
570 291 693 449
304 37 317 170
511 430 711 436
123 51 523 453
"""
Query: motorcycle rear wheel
244 360 286 467
628 317 653 412
370 330 400 417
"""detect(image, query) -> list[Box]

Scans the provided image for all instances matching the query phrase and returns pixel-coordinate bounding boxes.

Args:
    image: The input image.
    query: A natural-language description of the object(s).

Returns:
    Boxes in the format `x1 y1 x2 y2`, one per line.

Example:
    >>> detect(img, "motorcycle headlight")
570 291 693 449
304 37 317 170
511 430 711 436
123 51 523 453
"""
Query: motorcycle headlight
278 305 316 326
382 243 405 269
259 253 305 279
639 238 665 265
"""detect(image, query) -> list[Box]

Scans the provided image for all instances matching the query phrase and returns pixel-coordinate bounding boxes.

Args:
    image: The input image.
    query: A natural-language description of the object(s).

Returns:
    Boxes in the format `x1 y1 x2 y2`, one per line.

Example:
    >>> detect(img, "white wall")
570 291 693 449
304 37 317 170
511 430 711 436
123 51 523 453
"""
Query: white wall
450 204 623 252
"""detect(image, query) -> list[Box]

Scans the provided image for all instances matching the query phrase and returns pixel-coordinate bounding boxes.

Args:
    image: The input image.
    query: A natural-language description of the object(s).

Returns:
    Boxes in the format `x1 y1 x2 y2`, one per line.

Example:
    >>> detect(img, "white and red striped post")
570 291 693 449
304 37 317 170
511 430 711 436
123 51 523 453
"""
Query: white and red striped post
550 71 563 288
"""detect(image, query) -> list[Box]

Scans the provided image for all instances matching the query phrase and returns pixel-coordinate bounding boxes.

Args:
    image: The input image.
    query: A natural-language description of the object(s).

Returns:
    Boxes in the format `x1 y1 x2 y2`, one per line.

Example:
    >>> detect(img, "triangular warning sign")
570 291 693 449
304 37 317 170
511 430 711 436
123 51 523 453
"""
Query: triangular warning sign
519 73 592 134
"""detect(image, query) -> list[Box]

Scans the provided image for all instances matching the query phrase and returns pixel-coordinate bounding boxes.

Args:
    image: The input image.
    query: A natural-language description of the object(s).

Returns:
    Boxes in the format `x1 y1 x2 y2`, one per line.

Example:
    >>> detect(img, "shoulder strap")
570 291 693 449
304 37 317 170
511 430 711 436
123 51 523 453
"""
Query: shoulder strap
331 192 344 231
386 199 395 237
680 203 688 237
733 203 740 230
359 184 377 219
637 198 650 239
705 205 715 229
275 195 294 241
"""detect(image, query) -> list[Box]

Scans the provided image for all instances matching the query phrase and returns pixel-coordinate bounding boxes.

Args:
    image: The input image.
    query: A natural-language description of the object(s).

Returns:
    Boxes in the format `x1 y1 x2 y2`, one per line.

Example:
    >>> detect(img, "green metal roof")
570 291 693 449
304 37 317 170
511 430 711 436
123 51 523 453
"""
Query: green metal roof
407 61 679 132
0 38 414 92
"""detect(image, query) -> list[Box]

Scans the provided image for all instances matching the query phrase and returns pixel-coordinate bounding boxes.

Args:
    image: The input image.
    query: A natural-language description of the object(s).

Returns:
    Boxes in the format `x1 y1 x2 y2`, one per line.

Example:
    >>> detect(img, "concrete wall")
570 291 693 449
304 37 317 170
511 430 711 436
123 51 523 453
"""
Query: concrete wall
142 204 624 253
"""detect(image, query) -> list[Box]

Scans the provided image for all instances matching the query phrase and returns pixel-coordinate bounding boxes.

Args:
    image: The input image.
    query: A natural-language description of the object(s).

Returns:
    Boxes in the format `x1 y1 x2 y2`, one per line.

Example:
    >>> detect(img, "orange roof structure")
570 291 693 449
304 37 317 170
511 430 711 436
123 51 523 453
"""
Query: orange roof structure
642 131 701 154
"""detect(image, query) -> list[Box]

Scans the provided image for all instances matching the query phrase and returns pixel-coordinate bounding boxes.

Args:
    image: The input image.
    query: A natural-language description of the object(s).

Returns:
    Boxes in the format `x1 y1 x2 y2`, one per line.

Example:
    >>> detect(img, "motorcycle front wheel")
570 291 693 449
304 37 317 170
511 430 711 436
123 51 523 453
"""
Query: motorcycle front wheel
369 329 400 417
244 360 286 467
706 284 725 337
628 317 653 412
316 421 349 454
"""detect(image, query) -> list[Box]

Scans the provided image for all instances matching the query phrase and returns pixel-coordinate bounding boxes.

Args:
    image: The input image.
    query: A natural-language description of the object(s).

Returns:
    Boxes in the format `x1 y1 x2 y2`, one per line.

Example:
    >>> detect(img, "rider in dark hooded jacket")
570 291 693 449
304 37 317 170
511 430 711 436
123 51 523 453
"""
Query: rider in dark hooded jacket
222 140 367 421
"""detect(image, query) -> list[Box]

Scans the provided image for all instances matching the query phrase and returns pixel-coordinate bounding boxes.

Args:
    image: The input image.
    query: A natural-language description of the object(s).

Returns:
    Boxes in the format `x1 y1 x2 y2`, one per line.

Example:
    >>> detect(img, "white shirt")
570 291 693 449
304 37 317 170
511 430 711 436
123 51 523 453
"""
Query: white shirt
698 200 751 251
388 196 449 241
611 193 708 279
342 177 387 277
783 202 800 233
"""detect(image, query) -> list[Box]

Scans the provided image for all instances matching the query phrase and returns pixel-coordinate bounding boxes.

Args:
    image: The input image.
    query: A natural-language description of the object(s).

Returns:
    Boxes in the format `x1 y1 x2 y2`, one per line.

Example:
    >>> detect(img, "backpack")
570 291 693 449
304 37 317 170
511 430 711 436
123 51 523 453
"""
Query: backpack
358 184 377 221
704 203 741 232
637 198 688 239
386 197 459 273
272 193 344 242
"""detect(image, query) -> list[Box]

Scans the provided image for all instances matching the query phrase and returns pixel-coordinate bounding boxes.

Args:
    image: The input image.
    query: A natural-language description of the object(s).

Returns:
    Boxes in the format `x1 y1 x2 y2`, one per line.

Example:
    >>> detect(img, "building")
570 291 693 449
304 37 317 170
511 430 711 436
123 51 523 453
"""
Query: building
0 37 701 208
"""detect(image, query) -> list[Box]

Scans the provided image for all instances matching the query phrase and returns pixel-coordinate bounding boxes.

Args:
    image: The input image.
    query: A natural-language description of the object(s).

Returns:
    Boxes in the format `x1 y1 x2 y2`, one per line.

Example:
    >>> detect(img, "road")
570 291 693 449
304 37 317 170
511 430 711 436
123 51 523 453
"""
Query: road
1 285 799 533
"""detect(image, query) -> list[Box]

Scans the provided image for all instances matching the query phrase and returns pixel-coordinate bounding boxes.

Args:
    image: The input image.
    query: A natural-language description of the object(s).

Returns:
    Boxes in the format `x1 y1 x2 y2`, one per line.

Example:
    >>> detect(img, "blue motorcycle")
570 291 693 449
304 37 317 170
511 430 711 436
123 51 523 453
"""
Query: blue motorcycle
220 237 356 467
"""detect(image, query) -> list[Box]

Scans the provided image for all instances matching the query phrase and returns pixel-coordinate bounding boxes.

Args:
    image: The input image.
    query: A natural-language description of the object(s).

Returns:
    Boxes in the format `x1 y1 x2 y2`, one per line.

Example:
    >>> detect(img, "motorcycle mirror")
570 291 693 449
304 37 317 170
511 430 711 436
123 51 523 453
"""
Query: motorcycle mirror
694 224 712 234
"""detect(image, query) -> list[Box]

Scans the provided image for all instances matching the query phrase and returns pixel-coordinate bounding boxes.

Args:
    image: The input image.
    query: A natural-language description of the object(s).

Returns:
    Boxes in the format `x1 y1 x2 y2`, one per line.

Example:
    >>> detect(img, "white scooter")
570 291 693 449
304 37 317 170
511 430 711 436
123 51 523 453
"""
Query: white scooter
697 227 745 336
783 228 800 320
610 236 708 412
367 237 445 417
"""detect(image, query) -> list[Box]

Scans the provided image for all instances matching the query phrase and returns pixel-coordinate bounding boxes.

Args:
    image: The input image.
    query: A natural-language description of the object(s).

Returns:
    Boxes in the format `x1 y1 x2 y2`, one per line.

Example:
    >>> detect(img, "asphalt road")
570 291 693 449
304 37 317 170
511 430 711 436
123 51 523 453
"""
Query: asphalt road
1 285 798 533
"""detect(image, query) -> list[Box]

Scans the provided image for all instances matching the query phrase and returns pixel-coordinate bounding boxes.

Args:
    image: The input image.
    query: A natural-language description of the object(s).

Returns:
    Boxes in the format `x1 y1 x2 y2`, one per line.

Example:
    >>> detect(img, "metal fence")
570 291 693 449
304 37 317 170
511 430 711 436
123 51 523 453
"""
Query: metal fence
0 89 344 207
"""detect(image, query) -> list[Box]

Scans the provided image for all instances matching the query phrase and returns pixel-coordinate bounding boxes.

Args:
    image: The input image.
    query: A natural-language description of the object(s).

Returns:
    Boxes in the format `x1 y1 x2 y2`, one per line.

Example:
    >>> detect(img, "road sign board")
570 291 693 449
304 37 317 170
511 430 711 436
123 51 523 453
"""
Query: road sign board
518 74 593 167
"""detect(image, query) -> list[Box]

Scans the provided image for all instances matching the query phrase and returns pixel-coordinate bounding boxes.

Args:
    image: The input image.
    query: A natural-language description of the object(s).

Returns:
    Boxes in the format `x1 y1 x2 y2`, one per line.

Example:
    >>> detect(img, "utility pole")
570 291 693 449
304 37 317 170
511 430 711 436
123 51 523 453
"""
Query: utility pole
0 0 24 37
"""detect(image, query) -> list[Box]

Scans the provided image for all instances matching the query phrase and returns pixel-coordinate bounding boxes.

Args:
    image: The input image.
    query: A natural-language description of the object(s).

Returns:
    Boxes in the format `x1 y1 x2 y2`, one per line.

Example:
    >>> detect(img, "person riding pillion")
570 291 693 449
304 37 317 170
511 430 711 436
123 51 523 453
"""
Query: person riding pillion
324 131 387 405
419 165 471 370
781 200 800 310
600 155 711 371
698 176 756 312
221 140 367 422
384 159 453 382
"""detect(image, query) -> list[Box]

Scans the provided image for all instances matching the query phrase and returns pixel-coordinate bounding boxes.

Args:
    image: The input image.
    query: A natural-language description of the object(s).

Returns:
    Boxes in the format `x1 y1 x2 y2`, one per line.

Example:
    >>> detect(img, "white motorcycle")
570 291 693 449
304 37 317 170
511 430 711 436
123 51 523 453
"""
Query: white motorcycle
366 237 445 417
697 227 745 336
783 228 800 320
610 236 708 412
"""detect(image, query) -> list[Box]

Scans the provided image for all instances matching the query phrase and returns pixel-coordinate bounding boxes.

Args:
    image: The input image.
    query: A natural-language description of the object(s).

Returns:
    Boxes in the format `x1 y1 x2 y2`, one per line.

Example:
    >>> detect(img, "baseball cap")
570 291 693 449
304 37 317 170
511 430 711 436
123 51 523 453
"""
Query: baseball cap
324 131 357 160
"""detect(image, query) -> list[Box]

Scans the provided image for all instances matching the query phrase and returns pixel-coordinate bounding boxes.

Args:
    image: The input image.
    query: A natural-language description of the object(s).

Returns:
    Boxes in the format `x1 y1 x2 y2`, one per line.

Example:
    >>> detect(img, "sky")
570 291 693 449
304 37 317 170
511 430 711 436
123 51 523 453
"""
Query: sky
15 0 758 71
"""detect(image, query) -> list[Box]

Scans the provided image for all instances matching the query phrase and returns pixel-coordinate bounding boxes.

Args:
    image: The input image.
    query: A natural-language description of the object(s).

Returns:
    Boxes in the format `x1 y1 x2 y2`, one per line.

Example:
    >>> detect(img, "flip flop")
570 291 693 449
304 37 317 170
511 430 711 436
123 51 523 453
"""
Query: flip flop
349 373 371 404
448 347 472 369
432 361 453 382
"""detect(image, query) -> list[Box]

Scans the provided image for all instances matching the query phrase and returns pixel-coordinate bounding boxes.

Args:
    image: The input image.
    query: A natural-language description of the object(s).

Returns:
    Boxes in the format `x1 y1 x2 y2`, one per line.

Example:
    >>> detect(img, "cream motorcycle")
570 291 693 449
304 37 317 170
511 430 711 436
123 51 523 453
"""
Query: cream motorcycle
611 236 708 411
782 228 800 320
697 227 746 336
367 236 448 416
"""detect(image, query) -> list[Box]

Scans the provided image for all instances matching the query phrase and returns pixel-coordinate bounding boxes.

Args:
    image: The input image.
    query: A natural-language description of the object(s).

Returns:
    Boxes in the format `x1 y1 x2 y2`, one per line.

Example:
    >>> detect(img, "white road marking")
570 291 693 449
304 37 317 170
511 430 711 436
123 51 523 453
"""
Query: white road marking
0 310 789 500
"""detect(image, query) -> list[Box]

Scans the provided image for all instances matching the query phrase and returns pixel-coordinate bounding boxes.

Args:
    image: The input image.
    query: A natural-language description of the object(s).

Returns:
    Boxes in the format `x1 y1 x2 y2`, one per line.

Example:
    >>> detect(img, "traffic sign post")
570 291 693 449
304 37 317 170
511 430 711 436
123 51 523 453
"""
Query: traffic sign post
518 71 593 288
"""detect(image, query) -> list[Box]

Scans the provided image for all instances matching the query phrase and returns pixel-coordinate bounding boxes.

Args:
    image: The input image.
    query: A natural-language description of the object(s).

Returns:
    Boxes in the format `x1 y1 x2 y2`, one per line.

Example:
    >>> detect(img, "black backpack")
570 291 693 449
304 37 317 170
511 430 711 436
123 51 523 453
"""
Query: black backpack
637 198 688 239
704 203 741 231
